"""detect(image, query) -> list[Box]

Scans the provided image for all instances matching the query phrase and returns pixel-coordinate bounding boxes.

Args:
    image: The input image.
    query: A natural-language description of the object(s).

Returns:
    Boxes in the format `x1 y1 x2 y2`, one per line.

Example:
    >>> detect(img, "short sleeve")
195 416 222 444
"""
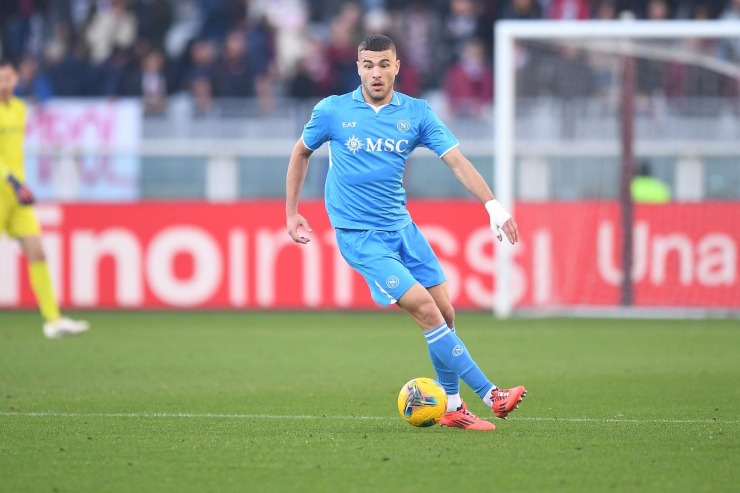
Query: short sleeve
301 98 331 151
419 102 459 157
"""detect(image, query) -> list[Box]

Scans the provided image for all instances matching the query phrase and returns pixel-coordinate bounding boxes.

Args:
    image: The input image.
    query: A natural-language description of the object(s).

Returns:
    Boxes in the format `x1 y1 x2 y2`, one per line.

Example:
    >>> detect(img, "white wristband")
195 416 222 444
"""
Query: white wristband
485 199 511 230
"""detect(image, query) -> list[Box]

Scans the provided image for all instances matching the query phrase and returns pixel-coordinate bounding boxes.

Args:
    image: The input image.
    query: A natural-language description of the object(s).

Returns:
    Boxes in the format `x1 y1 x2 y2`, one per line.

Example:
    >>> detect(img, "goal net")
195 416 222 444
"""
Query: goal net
494 21 740 318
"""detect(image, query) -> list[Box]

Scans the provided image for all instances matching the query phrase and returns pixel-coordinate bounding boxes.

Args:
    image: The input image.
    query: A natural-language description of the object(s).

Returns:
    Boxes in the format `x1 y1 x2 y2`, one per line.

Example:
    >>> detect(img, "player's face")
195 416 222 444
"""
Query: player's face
357 49 400 106
0 66 18 102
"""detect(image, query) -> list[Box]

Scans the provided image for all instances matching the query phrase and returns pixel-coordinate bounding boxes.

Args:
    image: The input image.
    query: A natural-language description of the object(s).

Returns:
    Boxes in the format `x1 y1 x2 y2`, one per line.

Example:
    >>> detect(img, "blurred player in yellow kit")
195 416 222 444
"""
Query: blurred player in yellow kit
0 58 88 338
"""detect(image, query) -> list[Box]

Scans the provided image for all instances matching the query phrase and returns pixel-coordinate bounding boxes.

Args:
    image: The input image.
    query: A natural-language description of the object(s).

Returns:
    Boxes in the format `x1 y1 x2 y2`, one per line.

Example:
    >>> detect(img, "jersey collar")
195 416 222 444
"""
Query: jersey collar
352 86 401 106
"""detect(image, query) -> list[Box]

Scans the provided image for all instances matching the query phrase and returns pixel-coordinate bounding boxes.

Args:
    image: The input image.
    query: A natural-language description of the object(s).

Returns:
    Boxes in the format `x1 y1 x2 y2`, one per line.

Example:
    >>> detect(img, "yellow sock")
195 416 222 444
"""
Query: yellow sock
28 261 61 322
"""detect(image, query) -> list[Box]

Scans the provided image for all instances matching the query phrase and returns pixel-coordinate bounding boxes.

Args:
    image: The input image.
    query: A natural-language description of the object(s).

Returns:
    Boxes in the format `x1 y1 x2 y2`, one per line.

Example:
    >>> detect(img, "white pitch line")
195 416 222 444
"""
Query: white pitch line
0 411 735 424
0 412 383 420
518 416 736 424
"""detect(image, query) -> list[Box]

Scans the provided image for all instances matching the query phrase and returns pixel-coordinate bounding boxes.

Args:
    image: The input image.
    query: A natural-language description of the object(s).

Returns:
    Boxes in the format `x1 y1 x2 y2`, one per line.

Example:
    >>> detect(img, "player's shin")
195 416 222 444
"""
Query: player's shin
427 326 462 411
28 261 61 322
424 323 496 401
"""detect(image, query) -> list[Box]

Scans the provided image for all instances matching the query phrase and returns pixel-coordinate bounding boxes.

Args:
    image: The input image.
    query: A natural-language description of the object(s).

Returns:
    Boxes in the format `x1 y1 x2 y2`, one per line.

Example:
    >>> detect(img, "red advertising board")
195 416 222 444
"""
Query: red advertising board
1 201 738 310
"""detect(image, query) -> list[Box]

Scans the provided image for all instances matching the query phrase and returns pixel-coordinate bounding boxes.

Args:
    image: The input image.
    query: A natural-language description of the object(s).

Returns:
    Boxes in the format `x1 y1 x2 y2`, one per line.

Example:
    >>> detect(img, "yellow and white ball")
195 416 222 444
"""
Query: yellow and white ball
397 377 447 427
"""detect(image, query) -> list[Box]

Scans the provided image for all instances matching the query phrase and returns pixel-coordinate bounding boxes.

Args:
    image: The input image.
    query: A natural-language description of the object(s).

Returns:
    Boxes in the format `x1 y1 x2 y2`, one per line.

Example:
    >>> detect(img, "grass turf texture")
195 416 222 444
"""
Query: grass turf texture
0 311 737 493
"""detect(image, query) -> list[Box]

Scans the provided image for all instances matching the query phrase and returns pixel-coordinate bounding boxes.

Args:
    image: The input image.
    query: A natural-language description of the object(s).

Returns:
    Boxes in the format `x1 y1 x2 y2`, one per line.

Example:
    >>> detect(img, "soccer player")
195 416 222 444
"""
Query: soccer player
0 58 89 339
286 35 525 430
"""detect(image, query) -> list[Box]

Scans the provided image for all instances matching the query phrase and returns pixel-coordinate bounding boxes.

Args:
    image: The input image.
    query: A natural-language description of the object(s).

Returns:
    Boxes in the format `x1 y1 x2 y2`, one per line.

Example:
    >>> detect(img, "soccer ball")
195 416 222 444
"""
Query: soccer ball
397 377 447 427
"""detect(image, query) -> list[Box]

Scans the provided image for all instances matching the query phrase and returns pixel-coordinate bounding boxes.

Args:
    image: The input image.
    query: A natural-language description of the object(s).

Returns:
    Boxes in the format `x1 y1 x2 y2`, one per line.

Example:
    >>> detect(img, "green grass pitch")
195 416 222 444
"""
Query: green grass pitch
0 311 737 493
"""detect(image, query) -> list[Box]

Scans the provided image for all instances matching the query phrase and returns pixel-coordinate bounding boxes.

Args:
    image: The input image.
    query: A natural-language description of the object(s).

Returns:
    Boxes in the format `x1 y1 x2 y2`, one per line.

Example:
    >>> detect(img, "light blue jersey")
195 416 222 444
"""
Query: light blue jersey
301 86 459 231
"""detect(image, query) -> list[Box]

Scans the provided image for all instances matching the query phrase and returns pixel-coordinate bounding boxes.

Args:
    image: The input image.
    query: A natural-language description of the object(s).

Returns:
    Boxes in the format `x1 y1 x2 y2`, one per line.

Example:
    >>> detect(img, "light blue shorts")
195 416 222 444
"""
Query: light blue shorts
335 223 446 306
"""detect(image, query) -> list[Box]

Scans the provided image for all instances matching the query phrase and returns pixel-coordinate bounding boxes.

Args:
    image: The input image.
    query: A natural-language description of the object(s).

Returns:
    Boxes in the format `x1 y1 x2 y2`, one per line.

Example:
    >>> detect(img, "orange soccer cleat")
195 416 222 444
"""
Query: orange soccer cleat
439 401 496 431
490 386 527 419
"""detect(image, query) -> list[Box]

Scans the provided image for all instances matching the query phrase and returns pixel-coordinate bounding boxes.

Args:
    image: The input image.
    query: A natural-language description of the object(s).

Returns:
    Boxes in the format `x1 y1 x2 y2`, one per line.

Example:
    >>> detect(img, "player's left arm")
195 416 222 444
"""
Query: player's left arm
286 139 314 244
441 147 518 244
1 103 35 205
0 157 35 205
5 172 35 205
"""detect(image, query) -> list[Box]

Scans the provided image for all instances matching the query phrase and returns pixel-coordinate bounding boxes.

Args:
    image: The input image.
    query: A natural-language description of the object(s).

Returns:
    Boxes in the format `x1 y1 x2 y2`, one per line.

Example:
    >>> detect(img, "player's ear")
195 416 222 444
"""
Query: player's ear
395 59 400 76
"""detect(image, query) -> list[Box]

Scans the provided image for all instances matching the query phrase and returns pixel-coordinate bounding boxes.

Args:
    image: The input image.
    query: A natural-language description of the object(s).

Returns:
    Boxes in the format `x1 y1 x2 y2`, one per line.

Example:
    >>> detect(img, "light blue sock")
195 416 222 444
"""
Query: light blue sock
424 323 494 399
428 325 460 396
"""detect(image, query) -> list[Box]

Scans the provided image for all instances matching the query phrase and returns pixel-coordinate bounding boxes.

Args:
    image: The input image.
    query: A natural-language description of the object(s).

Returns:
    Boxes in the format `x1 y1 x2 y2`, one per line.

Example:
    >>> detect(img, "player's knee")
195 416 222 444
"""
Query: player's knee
19 239 45 262
416 299 444 328
25 249 46 262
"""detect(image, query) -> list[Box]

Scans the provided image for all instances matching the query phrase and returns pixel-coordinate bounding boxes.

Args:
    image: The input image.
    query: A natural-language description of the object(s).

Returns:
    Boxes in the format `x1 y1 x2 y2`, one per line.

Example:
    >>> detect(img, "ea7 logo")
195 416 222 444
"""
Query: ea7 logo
342 121 356 128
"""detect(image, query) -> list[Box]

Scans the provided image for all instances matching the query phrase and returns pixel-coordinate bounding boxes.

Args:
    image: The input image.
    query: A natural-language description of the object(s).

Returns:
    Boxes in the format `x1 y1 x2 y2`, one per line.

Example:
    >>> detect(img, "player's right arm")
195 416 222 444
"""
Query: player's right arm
286 139 314 244
286 98 332 245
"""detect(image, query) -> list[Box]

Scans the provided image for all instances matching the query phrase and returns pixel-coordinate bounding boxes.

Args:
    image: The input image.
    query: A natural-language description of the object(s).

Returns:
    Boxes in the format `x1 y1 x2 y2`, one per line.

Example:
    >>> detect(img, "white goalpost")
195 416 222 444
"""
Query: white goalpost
494 20 740 318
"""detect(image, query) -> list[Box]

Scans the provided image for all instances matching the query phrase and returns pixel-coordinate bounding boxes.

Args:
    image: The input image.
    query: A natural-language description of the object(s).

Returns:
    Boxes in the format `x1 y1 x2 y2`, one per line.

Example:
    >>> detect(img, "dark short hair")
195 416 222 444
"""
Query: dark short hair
358 34 396 57
0 58 16 70
636 161 652 176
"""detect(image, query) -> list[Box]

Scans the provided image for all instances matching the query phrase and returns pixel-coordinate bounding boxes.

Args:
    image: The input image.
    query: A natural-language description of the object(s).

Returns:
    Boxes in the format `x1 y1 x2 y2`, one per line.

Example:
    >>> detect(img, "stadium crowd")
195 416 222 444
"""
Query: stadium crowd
1 0 738 116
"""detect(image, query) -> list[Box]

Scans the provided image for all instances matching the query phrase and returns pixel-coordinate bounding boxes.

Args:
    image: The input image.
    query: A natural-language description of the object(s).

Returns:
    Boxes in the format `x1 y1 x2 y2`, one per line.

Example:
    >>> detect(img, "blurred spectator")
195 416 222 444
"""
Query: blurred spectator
501 0 543 19
588 3 620 99
43 19 74 58
323 11 362 95
214 30 255 97
720 0 740 60
86 0 138 64
399 1 443 90
248 0 309 79
646 0 675 18
631 161 671 203
441 0 486 65
75 0 94 25
288 37 330 97
362 7 392 36
163 0 202 60
636 0 672 98
133 0 172 49
191 75 215 116
246 15 277 78
442 38 493 118
476 0 499 51
665 35 727 115
393 51 421 97
335 1 365 40
436 0 497 82
14 55 53 102
310 0 380 21
547 44 597 138
595 0 618 18
548 44 597 99
547 0 591 19
183 39 218 92
133 49 169 114
720 0 740 19
1 0 47 62
94 46 138 97
200 0 235 42
45 39 89 96
690 2 713 17
43 0 87 36
254 69 277 114
288 57 320 101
